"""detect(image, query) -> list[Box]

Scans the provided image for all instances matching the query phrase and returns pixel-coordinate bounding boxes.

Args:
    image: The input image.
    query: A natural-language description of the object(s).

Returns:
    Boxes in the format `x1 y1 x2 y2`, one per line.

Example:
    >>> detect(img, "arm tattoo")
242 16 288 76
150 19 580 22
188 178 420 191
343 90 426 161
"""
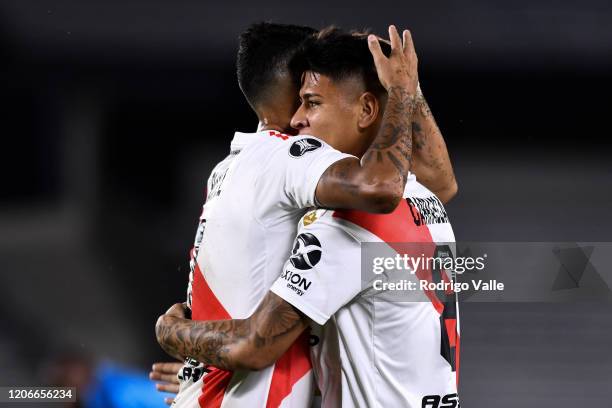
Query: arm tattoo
412 121 425 151
372 86 416 145
386 151 407 184
418 94 433 118
364 86 417 182
409 90 458 202
253 292 305 339
412 94 433 152
315 86 417 210
156 317 244 370
319 158 362 198
156 293 307 371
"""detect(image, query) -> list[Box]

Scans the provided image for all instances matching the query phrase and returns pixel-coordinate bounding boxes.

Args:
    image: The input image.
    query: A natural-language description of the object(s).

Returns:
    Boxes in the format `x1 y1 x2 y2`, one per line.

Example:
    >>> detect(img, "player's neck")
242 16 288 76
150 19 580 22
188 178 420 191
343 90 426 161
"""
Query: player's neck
256 120 284 133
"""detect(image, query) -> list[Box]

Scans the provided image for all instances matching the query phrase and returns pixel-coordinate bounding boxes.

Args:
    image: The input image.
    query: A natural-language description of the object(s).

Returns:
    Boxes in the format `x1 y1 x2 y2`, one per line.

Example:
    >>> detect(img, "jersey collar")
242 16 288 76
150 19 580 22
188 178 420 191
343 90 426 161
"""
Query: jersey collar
230 131 260 151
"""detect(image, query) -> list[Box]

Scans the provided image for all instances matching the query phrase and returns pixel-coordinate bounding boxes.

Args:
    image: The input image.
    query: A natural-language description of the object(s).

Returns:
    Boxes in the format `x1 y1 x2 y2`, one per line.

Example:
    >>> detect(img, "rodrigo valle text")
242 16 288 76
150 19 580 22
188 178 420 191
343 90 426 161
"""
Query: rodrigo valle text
373 279 504 292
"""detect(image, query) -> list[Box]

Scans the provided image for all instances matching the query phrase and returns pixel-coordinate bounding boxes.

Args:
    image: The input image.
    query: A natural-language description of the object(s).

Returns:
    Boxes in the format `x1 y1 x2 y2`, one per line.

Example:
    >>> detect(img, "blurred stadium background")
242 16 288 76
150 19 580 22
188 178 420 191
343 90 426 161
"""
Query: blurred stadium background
1 1 611 406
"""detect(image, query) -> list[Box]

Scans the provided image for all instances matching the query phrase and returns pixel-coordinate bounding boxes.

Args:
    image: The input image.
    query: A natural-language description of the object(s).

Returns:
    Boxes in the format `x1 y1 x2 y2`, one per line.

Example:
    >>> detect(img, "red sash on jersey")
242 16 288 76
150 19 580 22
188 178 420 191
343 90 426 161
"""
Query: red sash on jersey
191 264 312 407
333 198 460 385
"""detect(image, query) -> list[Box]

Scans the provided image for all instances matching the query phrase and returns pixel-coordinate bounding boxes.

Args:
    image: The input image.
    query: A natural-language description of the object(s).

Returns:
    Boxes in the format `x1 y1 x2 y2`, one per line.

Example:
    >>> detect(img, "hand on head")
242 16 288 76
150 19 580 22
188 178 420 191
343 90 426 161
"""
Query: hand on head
367 25 418 95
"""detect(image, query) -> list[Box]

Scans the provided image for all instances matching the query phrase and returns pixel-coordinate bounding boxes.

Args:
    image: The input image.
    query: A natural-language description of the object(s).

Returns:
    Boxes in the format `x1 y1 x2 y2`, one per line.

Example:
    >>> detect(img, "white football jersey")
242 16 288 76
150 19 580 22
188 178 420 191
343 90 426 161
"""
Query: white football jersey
173 130 353 408
271 174 460 408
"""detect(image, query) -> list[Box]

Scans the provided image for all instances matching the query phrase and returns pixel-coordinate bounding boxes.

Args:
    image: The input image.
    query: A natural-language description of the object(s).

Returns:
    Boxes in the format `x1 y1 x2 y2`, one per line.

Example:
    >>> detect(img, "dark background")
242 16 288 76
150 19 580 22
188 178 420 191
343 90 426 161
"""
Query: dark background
1 1 611 406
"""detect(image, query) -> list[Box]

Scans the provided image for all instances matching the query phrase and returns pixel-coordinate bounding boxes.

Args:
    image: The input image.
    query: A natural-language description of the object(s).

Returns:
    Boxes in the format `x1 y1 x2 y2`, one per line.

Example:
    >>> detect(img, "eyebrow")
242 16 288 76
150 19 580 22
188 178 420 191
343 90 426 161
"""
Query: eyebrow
302 92 322 99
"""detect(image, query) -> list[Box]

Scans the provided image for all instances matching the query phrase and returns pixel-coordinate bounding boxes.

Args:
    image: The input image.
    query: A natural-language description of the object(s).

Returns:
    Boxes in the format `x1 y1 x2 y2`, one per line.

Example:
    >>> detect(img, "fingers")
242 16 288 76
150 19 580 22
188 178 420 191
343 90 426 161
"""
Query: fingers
150 362 182 386
368 25 417 92
151 361 181 404
152 362 183 374
388 25 401 51
156 382 180 393
402 29 409 49
402 29 415 59
367 34 385 64
150 371 180 383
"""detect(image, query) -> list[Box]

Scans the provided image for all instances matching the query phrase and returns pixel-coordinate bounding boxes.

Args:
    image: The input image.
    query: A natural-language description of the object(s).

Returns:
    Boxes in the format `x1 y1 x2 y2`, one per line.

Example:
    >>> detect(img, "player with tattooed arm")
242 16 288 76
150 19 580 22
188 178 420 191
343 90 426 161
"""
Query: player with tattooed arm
156 27 459 407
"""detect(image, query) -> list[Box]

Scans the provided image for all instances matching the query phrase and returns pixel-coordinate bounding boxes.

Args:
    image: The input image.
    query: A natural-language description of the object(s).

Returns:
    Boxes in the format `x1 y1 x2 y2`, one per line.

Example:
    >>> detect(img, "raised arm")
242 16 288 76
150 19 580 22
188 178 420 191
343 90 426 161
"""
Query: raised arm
314 27 419 214
155 293 307 371
410 86 458 203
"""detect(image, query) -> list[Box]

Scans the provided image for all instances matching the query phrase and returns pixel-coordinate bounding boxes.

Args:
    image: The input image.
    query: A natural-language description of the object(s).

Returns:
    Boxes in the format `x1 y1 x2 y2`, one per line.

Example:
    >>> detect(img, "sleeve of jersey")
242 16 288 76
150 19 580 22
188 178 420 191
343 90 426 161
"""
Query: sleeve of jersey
282 136 355 209
270 220 362 325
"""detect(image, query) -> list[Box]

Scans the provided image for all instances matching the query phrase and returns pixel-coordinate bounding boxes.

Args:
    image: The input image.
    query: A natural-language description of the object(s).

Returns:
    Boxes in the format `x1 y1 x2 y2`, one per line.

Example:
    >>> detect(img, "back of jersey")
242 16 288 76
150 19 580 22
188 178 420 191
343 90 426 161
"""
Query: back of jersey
174 130 352 408
271 174 459 408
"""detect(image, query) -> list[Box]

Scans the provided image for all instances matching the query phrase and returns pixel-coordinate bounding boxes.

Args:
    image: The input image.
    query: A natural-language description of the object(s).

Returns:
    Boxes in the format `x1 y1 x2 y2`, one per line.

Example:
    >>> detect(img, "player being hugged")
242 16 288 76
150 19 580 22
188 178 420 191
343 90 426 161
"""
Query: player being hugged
155 25 459 408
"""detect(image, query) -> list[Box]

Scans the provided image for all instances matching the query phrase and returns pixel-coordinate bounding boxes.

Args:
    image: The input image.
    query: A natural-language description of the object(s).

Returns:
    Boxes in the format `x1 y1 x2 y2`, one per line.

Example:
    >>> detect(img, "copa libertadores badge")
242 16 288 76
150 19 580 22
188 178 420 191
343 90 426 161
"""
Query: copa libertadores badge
289 138 322 157
289 233 322 270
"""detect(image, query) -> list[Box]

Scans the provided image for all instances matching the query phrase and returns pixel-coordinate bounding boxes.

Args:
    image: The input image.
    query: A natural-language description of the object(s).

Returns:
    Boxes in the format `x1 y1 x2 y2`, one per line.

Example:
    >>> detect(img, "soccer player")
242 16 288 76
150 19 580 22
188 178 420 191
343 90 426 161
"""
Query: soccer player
156 27 459 407
154 22 427 408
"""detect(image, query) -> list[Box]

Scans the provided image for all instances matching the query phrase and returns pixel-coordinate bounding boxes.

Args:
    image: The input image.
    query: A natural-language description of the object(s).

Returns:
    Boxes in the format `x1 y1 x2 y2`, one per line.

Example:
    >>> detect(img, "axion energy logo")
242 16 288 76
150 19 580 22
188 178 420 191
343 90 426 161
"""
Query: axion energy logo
289 233 322 270
281 233 322 296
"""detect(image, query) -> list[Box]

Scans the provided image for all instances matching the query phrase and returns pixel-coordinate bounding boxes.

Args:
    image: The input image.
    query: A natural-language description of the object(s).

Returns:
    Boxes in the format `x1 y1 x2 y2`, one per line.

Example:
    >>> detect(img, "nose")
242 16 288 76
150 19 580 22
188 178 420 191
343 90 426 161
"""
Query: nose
290 104 308 131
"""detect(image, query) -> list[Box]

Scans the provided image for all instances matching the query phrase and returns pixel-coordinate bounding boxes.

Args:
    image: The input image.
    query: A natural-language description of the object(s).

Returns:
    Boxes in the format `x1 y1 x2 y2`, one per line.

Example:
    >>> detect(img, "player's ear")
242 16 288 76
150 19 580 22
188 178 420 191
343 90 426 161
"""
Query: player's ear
357 92 379 129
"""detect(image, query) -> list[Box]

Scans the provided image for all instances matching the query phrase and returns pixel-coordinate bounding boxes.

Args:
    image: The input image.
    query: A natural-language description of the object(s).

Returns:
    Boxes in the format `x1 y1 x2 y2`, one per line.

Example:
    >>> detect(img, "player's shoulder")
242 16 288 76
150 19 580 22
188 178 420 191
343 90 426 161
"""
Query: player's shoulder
299 208 329 229
285 135 331 158
251 130 333 157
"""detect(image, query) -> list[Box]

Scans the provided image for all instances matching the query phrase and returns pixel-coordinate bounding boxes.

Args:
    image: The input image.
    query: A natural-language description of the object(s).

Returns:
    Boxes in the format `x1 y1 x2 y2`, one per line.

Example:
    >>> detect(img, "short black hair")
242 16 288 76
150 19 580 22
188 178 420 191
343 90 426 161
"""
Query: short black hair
290 27 392 97
236 22 316 108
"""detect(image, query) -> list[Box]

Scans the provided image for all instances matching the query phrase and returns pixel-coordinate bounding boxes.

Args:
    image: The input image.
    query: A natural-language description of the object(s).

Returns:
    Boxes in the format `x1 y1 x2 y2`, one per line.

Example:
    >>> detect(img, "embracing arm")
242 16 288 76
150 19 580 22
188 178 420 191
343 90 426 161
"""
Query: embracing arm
314 27 418 214
315 87 417 213
155 293 307 371
410 87 457 204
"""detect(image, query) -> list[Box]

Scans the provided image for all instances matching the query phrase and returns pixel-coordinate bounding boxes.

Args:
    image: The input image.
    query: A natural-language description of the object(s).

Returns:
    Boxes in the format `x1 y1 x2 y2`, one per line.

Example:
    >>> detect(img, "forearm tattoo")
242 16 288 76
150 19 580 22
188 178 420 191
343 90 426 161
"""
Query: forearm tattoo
155 293 306 371
251 292 305 342
156 317 244 370
363 86 417 185
412 94 452 179
412 93 431 152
